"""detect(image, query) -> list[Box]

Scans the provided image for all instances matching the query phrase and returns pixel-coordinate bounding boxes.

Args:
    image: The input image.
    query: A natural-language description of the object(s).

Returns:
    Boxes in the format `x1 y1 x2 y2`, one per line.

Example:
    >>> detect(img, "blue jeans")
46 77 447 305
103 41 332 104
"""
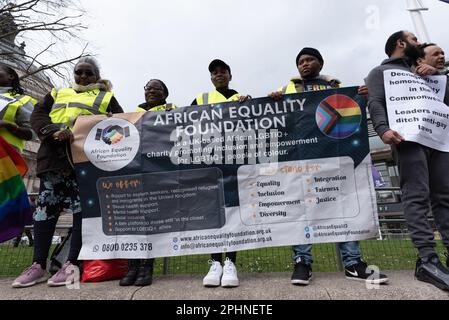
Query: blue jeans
292 241 362 268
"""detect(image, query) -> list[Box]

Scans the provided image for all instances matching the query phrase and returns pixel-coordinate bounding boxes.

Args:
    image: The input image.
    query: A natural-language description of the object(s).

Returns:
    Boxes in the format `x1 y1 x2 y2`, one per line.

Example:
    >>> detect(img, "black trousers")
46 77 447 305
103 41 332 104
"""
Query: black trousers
211 252 237 264
33 213 82 268
396 142 449 259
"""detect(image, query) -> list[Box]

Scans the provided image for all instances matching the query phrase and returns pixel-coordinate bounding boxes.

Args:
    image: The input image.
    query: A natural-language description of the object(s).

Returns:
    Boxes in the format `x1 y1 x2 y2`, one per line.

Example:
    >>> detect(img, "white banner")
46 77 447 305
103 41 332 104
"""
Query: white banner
79 156 378 259
0 95 15 113
384 69 449 152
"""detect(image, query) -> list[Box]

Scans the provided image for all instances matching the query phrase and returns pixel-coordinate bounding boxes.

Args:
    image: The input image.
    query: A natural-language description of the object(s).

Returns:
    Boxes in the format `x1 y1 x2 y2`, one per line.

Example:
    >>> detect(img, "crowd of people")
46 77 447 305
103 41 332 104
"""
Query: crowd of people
1 29 449 292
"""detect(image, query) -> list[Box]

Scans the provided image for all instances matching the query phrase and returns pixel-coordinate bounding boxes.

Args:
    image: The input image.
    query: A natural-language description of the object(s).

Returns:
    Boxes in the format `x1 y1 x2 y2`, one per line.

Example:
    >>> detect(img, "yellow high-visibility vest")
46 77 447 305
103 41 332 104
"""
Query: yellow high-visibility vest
279 81 304 94
49 87 113 128
279 78 341 94
0 92 37 151
136 103 176 112
195 90 239 105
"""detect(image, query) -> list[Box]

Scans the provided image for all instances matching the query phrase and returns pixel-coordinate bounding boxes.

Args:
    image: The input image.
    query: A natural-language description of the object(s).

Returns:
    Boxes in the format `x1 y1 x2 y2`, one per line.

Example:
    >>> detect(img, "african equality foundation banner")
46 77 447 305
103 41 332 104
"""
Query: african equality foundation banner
72 87 379 259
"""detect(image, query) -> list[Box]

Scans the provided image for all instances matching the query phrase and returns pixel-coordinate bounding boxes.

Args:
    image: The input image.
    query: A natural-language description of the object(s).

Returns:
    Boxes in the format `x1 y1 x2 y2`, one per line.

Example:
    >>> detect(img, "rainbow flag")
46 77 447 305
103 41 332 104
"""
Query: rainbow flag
0 136 32 243
316 94 362 139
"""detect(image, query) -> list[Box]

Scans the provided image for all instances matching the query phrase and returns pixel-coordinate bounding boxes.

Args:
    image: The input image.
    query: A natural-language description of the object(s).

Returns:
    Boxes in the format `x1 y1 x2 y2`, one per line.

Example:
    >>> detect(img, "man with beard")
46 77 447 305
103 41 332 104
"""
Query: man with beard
366 31 449 291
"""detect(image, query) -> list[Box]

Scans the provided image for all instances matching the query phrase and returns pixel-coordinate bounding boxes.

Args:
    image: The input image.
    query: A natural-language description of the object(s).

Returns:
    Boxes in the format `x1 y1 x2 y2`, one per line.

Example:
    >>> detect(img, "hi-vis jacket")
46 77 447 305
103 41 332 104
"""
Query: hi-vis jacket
136 103 176 112
0 92 37 151
195 90 240 105
49 87 113 128
278 75 341 94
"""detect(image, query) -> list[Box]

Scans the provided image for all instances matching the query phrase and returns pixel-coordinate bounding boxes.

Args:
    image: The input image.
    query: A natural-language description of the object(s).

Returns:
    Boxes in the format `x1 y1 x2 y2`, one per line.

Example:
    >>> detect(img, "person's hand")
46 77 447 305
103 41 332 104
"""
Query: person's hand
0 120 18 132
53 129 74 143
381 130 404 145
238 95 252 103
416 63 439 77
268 91 283 101
358 85 369 98
107 112 113 118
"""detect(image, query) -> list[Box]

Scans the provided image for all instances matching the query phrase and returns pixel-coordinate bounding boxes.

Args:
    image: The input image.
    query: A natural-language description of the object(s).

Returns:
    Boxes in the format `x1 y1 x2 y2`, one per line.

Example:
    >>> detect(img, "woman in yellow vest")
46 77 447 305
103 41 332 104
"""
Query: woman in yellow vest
0 64 36 152
119 79 175 287
12 57 123 288
136 79 176 112
193 59 251 288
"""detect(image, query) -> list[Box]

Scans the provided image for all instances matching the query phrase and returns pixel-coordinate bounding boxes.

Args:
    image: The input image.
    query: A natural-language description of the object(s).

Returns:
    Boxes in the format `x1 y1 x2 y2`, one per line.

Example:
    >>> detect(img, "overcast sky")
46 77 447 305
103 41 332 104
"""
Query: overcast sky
76 0 449 112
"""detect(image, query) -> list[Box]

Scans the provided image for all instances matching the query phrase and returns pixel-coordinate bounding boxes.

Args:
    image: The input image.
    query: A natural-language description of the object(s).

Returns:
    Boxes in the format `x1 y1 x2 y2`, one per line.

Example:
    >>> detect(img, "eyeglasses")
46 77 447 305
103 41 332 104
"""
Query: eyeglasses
144 85 164 91
74 70 95 77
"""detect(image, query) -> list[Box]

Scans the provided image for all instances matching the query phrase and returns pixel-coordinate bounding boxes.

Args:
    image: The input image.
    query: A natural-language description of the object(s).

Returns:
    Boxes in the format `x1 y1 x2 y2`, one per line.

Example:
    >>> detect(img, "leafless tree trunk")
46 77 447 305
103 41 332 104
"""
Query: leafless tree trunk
0 0 90 83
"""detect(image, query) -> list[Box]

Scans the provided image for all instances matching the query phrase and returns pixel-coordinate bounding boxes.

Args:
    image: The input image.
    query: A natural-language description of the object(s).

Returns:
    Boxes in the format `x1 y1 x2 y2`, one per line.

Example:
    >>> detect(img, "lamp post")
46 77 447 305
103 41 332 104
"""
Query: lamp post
406 0 430 43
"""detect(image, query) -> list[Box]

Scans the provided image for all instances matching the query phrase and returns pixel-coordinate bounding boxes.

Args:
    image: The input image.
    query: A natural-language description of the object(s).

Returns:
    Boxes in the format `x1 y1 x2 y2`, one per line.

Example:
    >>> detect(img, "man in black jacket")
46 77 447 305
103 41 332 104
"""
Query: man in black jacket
366 31 449 291
270 48 388 286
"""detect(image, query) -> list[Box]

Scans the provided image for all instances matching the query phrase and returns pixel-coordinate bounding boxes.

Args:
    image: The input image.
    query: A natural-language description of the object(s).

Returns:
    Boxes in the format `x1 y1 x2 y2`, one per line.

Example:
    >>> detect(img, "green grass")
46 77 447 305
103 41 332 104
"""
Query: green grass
1 240 447 278
157 239 447 275
0 244 49 278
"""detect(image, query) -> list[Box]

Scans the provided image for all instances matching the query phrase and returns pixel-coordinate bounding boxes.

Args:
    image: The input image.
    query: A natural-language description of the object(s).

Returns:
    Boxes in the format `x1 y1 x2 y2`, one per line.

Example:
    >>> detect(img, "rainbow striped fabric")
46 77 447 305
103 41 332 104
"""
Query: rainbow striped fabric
0 136 32 243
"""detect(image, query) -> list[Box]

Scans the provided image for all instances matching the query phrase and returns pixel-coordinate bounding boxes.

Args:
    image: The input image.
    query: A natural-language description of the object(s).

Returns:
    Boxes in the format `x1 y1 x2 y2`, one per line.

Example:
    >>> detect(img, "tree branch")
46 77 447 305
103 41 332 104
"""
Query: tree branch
0 0 88 83
20 43 89 80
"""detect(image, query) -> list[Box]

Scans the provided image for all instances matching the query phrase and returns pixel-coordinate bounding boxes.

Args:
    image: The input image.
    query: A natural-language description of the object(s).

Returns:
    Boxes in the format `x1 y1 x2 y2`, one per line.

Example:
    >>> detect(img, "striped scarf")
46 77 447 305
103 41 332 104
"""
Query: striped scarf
0 136 32 243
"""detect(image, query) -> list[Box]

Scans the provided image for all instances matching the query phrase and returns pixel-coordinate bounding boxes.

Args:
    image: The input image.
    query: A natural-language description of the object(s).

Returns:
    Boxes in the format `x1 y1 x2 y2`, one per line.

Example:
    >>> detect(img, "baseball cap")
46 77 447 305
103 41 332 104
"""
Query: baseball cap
208 59 231 73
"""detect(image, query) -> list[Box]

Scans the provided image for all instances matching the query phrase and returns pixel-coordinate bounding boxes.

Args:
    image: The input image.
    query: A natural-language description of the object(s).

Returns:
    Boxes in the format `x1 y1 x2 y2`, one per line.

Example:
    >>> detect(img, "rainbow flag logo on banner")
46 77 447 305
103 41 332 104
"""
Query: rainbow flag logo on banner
315 94 362 139
0 136 32 243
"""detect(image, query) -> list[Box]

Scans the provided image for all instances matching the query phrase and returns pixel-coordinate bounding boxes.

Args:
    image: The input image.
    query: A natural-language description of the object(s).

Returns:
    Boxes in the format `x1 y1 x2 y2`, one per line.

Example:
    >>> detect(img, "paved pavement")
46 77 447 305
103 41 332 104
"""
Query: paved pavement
0 271 448 300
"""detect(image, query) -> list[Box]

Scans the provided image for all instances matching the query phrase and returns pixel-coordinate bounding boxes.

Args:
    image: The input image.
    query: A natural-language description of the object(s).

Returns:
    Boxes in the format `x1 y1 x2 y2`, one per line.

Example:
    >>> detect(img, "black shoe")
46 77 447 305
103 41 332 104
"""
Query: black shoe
119 260 139 286
415 254 449 291
345 260 389 284
291 262 312 286
12 236 20 247
134 259 154 287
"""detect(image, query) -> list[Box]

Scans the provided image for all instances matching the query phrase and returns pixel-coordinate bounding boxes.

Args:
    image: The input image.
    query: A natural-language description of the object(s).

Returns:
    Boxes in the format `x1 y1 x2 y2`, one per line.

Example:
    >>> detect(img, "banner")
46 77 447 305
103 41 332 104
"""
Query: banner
72 87 379 259
384 69 449 151
0 94 18 112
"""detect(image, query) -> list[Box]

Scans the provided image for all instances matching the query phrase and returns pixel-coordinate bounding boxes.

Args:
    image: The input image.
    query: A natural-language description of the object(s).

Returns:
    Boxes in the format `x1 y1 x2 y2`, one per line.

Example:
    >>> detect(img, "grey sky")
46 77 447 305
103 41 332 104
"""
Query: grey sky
77 0 449 112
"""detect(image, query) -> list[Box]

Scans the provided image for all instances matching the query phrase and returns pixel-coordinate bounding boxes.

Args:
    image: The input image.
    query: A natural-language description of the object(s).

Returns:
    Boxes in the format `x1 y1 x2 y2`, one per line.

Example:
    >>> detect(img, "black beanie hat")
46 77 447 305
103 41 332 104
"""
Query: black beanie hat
148 79 169 97
296 47 324 66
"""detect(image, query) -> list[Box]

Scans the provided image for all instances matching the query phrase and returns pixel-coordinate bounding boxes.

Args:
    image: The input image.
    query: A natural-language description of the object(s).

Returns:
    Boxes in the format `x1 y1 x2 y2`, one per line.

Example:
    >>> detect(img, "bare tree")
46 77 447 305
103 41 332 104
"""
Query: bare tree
0 0 90 83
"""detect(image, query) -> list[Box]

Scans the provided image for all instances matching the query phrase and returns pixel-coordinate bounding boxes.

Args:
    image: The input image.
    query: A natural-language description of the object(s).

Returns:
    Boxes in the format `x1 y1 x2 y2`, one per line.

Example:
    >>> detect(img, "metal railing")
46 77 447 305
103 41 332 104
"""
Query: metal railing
1 189 446 278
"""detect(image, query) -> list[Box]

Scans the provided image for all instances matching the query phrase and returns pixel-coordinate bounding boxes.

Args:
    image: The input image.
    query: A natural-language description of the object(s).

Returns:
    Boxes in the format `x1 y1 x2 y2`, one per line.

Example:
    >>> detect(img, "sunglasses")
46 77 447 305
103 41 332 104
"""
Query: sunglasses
144 85 164 91
75 70 95 77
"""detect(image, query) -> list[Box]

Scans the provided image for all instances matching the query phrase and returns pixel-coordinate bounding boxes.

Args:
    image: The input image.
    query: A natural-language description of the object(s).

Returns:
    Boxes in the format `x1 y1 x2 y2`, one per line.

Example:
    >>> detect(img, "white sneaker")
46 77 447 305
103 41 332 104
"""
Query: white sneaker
203 260 223 287
221 258 239 288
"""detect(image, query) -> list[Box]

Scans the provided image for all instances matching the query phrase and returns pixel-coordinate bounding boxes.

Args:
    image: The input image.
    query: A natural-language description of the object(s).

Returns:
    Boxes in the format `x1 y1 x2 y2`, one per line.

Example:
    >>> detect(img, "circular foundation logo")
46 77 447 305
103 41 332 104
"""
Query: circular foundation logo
84 118 140 171
315 94 362 139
